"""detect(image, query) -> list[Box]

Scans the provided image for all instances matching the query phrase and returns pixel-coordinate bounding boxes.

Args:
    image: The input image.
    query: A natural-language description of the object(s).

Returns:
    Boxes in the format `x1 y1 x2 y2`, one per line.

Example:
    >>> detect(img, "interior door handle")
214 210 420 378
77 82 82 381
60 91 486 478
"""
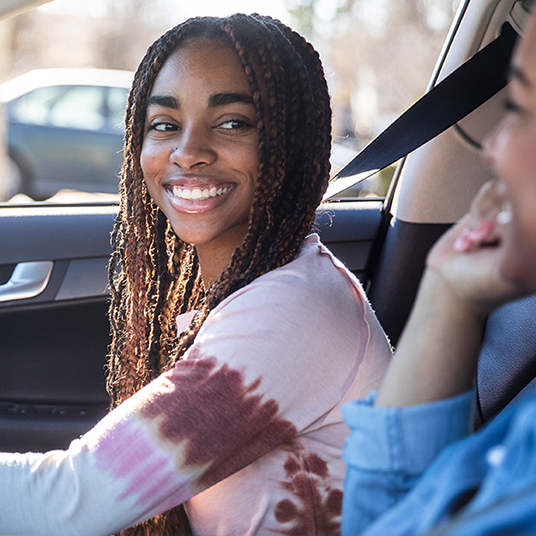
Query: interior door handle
0 261 53 303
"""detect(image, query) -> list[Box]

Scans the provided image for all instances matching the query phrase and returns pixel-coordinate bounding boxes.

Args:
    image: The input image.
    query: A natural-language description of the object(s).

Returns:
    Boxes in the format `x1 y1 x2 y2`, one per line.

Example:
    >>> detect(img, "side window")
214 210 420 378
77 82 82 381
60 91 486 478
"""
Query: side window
48 86 105 130
10 85 106 131
0 2 457 204
9 86 66 126
107 86 128 130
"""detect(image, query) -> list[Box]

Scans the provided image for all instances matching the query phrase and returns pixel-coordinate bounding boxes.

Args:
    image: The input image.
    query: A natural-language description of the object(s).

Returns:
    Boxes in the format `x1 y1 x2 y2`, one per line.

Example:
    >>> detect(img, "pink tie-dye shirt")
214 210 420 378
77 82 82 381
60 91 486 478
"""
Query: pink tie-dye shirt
0 234 392 536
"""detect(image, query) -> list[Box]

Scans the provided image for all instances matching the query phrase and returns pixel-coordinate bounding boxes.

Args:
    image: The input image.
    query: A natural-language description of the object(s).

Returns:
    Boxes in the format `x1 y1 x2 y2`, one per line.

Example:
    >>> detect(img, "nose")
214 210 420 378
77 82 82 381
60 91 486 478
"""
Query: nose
170 125 216 169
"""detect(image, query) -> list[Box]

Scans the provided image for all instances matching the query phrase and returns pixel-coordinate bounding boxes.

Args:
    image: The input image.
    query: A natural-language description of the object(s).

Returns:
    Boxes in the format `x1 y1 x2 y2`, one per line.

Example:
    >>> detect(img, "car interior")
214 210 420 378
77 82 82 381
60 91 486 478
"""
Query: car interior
1 0 536 455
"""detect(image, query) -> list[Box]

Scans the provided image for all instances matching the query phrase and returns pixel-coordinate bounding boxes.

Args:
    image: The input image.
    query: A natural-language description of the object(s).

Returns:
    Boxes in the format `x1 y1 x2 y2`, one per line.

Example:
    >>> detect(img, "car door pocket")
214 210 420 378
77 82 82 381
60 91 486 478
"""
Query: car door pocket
0 260 53 302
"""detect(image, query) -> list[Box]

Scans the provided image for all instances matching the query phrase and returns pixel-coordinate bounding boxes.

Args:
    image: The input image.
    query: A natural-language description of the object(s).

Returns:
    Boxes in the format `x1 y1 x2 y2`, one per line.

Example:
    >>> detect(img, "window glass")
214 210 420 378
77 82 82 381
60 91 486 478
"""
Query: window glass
107 86 128 130
0 0 458 204
10 86 66 126
48 86 105 130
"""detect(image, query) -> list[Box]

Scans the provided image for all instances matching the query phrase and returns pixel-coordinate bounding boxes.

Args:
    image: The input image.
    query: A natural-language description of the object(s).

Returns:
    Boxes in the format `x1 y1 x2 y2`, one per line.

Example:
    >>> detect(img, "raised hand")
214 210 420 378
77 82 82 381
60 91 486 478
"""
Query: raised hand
376 180 527 407
427 180 524 318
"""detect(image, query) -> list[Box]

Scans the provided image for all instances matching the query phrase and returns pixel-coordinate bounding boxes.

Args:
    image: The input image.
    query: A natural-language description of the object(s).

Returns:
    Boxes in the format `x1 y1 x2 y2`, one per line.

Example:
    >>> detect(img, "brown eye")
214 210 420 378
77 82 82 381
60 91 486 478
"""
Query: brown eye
219 119 252 130
150 122 179 132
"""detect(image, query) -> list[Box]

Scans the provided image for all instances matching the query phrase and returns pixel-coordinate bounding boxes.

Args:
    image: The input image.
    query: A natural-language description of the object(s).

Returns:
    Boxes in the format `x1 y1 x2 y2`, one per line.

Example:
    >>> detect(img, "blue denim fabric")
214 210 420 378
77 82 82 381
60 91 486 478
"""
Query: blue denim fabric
342 390 536 535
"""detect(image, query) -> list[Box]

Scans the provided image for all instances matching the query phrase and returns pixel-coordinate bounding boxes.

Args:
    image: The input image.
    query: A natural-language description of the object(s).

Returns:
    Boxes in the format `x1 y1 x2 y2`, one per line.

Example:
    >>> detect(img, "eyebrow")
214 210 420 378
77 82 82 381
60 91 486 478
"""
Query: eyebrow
146 95 179 109
509 65 531 88
208 93 254 107
145 92 254 110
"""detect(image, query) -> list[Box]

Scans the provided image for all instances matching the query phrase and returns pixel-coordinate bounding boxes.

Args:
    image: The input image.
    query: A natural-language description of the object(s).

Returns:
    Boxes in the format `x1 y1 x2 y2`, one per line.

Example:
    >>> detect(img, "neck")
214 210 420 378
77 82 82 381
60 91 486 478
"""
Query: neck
194 227 248 287
196 248 231 289
196 243 235 288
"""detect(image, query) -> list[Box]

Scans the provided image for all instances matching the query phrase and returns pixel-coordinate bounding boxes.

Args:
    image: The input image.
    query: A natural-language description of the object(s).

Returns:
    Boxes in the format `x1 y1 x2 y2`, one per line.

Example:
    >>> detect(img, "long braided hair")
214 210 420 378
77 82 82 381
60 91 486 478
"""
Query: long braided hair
107 13 332 535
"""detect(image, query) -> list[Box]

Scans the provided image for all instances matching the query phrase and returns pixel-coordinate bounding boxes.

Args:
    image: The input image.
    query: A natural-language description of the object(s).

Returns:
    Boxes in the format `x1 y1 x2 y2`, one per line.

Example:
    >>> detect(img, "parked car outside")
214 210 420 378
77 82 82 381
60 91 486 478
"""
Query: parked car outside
0 68 133 200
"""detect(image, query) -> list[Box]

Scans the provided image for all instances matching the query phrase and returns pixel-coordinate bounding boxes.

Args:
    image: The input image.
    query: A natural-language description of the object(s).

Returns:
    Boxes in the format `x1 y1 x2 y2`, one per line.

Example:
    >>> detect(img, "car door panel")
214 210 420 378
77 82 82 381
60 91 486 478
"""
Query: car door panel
316 199 384 281
0 299 110 452
0 205 115 451
0 199 384 452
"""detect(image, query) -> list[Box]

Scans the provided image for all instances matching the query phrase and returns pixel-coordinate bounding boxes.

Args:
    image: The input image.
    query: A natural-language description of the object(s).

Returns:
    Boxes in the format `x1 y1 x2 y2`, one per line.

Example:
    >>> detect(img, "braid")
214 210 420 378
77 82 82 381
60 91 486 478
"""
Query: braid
107 13 331 536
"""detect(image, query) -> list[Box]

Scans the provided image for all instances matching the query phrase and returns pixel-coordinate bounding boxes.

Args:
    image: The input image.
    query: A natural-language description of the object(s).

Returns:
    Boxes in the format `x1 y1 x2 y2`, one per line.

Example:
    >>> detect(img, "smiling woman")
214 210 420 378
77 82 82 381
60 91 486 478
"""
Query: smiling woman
141 41 259 285
0 13 392 536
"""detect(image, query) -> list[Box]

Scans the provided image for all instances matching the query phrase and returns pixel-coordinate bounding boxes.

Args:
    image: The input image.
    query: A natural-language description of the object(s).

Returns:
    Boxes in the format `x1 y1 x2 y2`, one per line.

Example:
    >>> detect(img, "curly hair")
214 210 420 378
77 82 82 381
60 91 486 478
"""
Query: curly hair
107 13 331 535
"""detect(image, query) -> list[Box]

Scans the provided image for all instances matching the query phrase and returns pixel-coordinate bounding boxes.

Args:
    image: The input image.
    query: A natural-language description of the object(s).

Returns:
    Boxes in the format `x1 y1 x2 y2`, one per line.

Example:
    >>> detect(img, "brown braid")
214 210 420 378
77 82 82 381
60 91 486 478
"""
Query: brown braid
107 13 331 536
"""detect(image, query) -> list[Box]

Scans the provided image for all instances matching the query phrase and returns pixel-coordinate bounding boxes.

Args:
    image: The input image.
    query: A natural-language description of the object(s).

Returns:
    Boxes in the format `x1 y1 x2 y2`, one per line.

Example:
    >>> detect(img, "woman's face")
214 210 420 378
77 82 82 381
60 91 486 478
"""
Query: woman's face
484 17 536 291
141 39 259 273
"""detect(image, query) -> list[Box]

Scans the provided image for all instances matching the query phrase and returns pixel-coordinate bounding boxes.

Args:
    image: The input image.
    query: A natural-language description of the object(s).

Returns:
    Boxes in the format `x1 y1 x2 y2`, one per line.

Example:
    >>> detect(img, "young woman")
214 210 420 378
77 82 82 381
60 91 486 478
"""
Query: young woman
0 14 392 536
342 6 536 535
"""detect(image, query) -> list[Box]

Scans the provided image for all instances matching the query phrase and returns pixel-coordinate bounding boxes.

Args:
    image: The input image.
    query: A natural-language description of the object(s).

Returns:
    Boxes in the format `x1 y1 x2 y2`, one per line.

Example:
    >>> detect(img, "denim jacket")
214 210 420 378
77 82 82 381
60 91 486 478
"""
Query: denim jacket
342 390 536 535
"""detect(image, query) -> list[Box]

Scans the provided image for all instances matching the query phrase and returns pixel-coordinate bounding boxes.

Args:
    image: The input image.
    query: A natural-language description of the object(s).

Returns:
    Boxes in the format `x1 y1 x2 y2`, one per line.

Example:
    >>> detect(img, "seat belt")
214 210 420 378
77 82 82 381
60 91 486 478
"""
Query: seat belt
324 22 519 199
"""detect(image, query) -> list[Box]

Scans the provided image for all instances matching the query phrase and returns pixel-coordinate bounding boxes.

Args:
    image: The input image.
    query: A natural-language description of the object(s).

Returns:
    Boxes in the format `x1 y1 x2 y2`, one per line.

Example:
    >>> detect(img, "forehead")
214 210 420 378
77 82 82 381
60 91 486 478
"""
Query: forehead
149 40 251 96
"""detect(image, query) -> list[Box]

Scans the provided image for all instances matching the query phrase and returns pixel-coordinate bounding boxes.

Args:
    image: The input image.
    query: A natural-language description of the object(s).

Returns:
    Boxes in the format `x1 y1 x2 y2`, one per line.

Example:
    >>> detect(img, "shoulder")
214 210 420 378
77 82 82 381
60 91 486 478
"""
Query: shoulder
198 235 373 349
226 234 366 309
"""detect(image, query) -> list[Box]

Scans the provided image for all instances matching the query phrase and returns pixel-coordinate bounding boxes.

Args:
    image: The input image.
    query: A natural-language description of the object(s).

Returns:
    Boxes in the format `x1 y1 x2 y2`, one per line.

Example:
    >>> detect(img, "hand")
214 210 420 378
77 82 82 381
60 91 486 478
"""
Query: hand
426 180 524 318
376 181 518 406
376 180 528 407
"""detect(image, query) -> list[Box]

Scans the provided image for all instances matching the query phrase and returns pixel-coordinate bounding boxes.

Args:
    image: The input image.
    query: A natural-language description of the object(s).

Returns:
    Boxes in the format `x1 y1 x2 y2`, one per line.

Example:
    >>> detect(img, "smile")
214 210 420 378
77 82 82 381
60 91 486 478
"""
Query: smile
171 186 231 201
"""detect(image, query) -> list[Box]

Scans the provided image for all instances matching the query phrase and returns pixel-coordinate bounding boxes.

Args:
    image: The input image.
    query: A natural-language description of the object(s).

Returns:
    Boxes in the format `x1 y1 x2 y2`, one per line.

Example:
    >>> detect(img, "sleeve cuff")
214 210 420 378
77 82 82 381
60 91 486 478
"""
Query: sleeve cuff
342 390 473 476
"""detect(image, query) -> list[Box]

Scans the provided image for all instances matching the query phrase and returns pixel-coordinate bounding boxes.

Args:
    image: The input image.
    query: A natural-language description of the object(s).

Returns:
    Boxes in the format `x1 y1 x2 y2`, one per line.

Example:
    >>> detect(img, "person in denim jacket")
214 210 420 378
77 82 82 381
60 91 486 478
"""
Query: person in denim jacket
343 6 536 536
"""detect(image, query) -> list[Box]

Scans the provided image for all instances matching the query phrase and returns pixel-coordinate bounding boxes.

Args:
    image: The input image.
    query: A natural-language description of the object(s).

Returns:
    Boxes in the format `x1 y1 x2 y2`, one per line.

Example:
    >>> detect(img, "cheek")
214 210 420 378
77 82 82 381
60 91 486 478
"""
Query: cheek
139 145 163 206
495 129 536 289
492 125 536 223
140 144 156 179
229 138 259 182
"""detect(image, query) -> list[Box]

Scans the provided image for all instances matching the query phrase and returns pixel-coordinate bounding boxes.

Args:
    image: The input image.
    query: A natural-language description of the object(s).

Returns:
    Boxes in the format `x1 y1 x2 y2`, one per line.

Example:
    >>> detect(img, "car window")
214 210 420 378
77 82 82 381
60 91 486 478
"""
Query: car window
107 86 128 129
48 86 105 130
10 86 66 126
10 85 108 130
0 0 458 204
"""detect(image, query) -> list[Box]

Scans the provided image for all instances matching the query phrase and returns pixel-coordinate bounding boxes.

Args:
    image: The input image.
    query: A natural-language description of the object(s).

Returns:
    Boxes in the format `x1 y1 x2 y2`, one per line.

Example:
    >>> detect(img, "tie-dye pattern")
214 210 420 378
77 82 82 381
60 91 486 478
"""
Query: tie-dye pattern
0 235 392 536
273 441 344 535
91 419 193 513
139 351 298 489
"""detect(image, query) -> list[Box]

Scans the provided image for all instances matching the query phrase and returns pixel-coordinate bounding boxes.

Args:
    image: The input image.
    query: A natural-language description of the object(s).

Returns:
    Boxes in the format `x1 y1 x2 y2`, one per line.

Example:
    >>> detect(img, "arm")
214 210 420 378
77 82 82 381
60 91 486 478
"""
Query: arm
343 181 528 534
377 180 523 407
0 328 301 536
0 241 384 536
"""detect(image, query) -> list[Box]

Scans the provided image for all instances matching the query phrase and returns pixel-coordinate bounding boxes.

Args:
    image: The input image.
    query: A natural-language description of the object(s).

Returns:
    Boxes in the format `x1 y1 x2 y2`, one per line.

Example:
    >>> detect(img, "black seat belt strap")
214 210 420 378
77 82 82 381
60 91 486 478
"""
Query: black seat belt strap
325 22 519 199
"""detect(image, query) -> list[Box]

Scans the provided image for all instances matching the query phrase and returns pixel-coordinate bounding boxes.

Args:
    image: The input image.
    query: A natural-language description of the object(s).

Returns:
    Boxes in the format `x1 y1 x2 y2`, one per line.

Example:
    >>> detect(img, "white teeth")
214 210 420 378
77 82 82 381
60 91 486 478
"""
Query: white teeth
171 186 230 201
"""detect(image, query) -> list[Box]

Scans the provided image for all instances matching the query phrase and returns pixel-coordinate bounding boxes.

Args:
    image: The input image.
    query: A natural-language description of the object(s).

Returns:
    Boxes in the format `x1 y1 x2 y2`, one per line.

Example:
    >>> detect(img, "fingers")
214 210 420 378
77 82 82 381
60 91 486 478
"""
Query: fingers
453 218 496 253
453 179 509 253
425 178 523 316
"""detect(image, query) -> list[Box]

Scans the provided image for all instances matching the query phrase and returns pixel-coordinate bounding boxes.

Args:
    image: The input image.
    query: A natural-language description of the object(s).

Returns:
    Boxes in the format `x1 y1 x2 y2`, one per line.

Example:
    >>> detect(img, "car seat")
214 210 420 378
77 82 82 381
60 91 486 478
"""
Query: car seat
474 293 536 428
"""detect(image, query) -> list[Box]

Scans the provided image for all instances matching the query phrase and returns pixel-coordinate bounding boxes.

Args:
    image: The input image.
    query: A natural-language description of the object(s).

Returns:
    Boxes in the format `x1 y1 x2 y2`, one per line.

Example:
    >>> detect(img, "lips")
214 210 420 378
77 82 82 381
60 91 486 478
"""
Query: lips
162 179 235 214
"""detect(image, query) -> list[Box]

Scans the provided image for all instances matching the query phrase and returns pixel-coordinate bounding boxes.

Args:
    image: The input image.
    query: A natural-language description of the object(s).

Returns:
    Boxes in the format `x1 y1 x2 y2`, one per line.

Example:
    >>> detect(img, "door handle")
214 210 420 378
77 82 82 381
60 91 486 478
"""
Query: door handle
0 261 53 302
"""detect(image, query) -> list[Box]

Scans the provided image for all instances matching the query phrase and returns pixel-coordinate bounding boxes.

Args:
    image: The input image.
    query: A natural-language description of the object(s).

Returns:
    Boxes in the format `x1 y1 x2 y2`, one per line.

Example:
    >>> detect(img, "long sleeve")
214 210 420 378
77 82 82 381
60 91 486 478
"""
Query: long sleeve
0 235 392 536
341 390 473 535
342 390 536 536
